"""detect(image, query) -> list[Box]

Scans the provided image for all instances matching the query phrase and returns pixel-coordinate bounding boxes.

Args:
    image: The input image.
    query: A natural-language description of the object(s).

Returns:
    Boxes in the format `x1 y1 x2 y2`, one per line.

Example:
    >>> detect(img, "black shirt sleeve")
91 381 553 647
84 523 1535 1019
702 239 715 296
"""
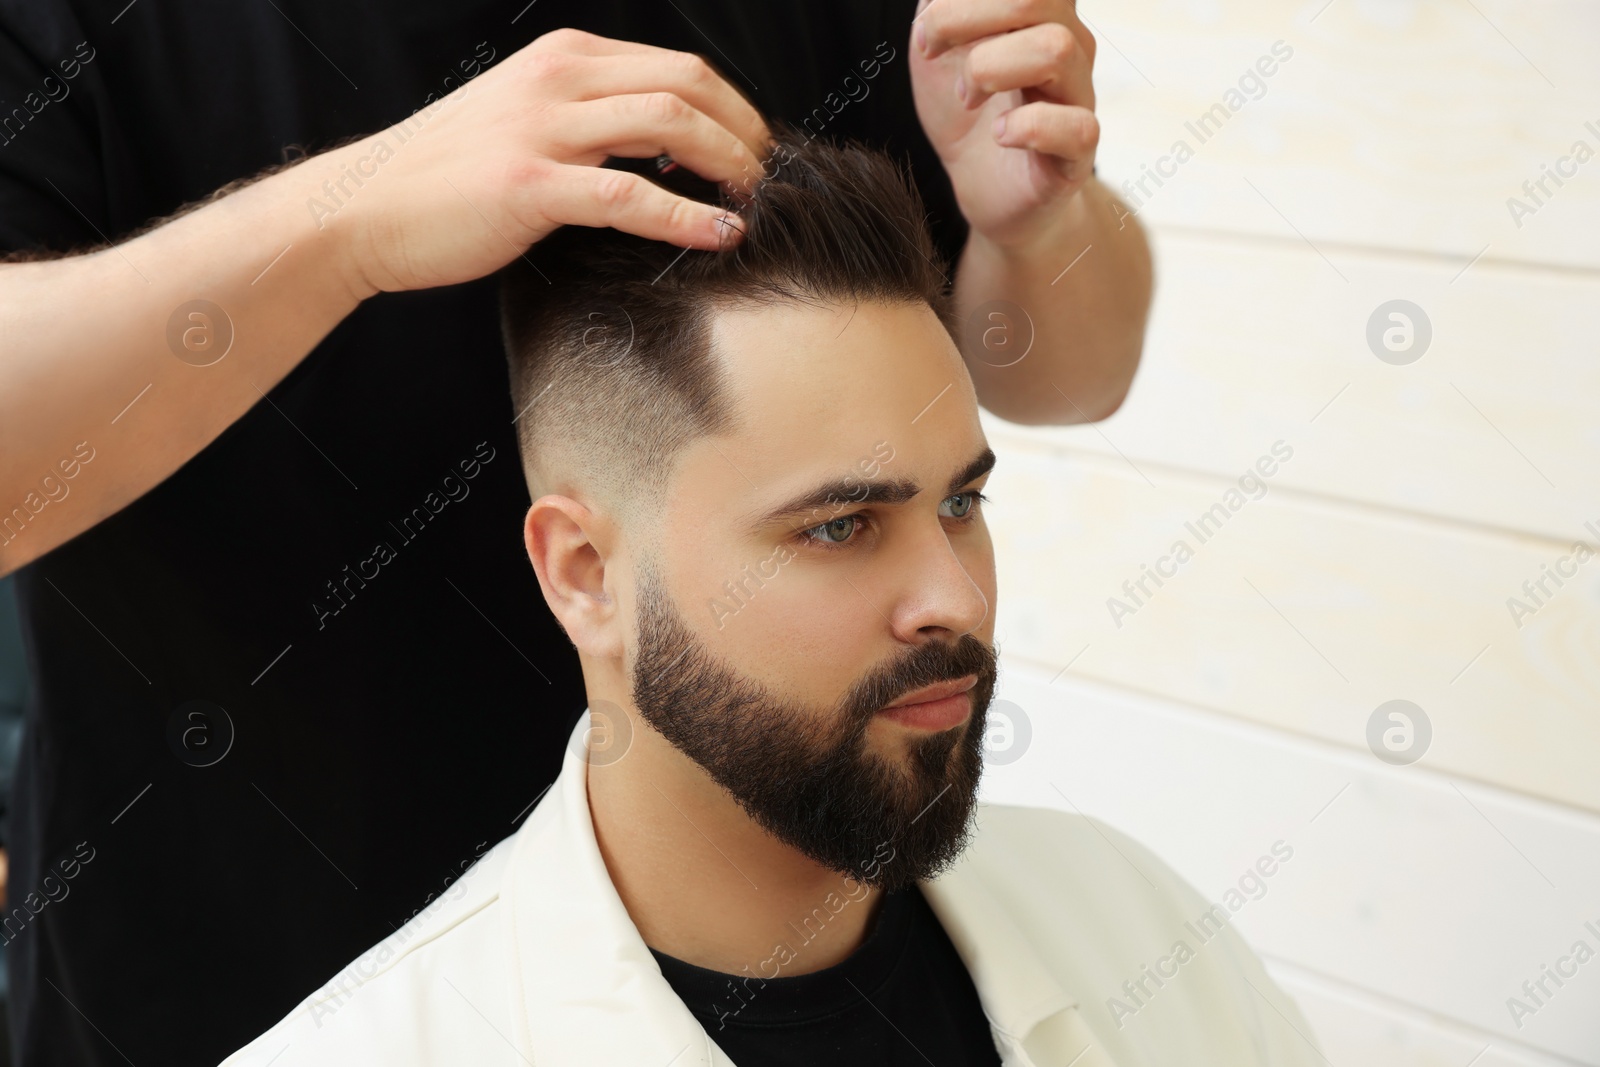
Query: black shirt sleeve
0 5 112 253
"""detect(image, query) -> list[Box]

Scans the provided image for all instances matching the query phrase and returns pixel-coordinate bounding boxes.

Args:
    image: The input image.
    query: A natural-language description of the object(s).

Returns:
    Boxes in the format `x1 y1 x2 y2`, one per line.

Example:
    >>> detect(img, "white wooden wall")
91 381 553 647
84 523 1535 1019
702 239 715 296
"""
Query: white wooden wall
977 2 1600 1064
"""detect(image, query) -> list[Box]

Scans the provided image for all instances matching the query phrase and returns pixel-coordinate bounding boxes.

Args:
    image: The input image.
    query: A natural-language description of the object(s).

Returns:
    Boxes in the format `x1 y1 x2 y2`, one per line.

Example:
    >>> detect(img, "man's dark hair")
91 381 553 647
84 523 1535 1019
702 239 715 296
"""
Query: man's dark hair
499 121 956 530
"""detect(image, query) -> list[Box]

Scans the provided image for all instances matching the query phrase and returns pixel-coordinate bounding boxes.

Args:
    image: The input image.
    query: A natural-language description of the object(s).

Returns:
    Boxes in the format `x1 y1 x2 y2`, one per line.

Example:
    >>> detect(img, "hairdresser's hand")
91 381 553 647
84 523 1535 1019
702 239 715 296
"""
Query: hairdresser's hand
909 0 1098 251
329 27 770 297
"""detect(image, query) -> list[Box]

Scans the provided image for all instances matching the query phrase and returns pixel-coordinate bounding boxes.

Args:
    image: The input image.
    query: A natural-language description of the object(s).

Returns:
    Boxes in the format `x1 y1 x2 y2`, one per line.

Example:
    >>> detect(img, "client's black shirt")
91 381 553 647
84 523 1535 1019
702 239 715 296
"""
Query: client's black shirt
650 886 1004 1066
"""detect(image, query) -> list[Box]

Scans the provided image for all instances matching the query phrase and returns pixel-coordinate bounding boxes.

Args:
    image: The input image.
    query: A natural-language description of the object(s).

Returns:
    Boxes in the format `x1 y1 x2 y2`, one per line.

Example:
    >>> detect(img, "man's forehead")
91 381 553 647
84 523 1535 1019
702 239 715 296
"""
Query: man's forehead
674 299 990 531
705 298 970 440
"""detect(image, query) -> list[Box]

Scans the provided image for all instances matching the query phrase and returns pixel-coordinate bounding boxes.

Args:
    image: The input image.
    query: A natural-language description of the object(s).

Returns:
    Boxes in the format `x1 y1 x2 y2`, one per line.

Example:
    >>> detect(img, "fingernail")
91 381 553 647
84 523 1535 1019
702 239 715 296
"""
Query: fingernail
992 114 1008 140
711 212 743 244
914 21 927 55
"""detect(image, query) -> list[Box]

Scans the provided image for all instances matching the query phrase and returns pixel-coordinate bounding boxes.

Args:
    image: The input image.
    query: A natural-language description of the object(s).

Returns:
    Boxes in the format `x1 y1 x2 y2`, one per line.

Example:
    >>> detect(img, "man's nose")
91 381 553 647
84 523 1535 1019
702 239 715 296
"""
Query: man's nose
883 526 990 642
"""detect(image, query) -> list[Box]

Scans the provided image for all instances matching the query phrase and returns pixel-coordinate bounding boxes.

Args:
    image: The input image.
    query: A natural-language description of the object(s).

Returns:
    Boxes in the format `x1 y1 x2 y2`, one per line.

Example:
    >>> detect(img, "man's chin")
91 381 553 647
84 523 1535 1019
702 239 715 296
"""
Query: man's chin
837 811 979 894
798 773 985 893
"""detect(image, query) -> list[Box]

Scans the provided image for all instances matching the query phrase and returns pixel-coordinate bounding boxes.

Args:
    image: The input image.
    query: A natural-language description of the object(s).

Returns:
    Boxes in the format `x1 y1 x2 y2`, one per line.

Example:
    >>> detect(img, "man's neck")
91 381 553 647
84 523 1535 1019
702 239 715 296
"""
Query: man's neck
586 725 885 978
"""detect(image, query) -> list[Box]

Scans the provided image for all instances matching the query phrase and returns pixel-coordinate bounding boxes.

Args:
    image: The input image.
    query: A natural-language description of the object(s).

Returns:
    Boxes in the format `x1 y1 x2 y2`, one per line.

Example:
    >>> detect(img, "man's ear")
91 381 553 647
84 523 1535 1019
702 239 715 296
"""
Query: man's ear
523 495 624 660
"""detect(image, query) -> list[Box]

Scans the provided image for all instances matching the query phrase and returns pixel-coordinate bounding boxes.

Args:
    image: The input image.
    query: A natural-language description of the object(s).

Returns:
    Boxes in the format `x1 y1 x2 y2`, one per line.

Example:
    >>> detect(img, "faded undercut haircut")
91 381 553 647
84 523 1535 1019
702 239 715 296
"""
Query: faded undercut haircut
498 121 957 534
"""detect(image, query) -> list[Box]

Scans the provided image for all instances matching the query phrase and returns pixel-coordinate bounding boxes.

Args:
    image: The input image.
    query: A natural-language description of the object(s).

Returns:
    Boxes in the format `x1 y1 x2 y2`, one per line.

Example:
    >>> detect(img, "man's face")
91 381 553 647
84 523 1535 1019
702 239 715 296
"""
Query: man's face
624 299 999 891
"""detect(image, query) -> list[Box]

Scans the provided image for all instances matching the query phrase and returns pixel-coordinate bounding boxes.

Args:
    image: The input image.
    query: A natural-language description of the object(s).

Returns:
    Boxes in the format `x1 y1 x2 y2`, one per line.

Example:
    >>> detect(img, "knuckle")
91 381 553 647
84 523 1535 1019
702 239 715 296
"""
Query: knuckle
662 194 697 233
522 50 572 86
1045 22 1077 63
536 26 591 52
670 49 710 87
1077 111 1101 150
593 169 641 212
642 90 689 126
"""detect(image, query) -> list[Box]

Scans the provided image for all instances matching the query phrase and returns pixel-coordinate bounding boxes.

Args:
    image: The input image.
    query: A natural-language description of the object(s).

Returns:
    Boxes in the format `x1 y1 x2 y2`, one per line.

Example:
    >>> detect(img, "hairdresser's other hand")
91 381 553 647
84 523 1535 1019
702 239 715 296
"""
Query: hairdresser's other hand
909 0 1098 251
330 27 770 297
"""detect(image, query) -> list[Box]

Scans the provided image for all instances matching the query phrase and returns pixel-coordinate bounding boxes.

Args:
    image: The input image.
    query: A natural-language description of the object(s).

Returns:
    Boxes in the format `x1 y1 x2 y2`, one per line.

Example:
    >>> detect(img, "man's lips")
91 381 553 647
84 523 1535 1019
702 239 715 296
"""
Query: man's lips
878 675 979 730
884 675 979 709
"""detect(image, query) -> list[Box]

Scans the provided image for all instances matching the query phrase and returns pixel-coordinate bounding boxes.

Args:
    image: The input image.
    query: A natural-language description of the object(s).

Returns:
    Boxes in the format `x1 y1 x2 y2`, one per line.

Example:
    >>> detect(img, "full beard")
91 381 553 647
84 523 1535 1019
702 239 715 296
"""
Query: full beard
629 557 998 892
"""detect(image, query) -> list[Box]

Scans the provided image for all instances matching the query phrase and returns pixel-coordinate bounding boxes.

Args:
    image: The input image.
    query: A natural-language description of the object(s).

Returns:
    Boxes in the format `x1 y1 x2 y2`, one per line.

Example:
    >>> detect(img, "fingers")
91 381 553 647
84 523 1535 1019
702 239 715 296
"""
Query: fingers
528 29 771 172
960 20 1095 112
994 101 1099 178
506 28 776 249
543 88 769 199
528 160 747 250
918 0 1093 64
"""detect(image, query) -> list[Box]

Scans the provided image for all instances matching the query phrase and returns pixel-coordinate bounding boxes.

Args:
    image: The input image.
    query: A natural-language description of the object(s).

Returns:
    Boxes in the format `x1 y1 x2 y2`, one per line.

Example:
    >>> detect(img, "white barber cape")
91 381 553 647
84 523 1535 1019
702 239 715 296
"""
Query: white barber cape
222 711 1324 1067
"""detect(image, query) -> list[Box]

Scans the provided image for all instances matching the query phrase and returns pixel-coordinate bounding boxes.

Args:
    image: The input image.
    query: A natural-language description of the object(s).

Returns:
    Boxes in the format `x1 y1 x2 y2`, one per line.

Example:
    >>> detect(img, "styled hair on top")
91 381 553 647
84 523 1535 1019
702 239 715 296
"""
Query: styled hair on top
498 120 956 532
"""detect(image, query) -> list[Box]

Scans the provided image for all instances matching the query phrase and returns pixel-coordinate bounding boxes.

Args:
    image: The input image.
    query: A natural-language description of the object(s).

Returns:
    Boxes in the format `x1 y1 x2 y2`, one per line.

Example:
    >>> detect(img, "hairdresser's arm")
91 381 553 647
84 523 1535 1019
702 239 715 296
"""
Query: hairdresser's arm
910 0 1152 425
951 175 1151 425
0 27 767 577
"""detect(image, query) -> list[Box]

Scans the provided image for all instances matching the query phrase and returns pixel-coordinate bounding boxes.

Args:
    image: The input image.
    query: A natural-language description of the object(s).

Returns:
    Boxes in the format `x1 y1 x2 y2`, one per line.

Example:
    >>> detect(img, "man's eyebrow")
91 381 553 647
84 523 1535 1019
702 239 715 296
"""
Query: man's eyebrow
748 446 997 533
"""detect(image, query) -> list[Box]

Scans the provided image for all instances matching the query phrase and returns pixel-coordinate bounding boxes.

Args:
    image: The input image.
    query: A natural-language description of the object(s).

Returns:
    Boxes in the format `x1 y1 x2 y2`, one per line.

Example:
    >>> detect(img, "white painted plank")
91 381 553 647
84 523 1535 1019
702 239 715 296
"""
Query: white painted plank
1269 960 1592 1067
979 442 1600 810
1084 0 1600 269
992 230 1600 544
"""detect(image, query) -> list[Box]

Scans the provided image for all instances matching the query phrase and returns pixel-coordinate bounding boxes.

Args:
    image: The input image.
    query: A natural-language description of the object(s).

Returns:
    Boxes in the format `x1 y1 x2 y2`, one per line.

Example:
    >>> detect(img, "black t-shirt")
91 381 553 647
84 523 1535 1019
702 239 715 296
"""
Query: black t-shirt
650 886 1003 1066
0 2 967 1065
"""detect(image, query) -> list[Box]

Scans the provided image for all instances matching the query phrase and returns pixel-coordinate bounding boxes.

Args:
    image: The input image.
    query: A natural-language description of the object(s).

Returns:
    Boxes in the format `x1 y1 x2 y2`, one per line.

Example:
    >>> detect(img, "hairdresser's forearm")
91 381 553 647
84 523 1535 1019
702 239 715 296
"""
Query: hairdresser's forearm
952 177 1152 425
0 150 371 577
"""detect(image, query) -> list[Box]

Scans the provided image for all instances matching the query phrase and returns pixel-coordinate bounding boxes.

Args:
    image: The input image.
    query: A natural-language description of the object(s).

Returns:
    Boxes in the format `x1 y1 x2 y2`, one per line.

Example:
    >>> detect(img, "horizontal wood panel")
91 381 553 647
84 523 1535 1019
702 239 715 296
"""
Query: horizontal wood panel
1272 962 1592 1067
994 230 1600 544
1086 0 1600 270
981 664 1600 1062
980 442 1600 812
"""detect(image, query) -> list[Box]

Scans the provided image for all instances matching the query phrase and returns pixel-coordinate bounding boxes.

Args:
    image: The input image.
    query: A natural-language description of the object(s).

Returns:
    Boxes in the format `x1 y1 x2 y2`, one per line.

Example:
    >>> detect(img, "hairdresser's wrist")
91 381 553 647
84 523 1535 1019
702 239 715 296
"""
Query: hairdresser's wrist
271 130 401 305
967 179 1095 267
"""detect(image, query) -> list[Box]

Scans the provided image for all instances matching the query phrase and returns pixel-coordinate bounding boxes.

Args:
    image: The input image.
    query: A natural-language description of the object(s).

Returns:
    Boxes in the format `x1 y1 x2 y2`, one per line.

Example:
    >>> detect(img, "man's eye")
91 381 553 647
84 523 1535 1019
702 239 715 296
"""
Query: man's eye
941 490 990 519
799 492 989 551
808 515 860 546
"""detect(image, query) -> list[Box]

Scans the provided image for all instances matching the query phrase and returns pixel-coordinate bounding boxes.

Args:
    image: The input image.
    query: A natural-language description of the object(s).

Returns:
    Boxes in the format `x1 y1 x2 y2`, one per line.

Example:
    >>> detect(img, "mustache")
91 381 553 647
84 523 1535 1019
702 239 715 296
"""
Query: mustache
838 634 998 725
